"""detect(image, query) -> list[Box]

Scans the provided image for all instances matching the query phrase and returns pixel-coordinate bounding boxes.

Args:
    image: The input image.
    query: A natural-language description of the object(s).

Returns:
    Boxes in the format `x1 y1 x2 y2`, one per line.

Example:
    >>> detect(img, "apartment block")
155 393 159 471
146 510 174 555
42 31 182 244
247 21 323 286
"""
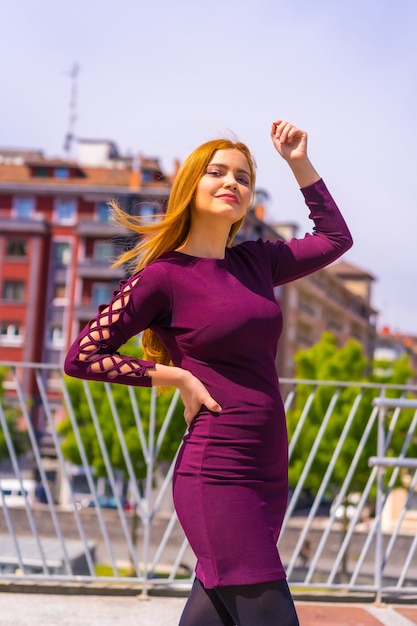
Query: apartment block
276 260 378 378
0 141 173 426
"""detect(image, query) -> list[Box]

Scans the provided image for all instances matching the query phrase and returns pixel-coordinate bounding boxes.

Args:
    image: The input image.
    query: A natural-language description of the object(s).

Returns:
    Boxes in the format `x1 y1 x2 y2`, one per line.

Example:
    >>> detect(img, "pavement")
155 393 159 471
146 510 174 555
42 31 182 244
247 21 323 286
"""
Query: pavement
1 588 417 625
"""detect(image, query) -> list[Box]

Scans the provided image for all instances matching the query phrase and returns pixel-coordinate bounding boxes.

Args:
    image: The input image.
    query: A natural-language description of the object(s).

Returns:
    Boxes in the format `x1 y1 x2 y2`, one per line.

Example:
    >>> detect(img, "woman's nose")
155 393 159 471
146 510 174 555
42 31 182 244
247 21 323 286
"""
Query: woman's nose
224 176 238 189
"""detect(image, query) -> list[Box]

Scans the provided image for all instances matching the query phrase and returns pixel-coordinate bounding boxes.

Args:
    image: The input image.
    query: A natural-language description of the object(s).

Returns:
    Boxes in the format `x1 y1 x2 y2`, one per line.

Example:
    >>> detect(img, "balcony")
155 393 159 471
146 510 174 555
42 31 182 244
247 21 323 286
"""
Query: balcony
76 220 129 238
73 304 100 320
0 217 48 234
77 259 124 280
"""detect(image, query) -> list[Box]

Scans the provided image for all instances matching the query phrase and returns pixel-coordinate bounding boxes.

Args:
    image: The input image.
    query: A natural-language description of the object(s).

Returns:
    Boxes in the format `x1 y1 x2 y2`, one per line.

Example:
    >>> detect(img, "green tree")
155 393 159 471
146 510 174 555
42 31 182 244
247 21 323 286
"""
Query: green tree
286 332 416 496
0 367 29 461
58 339 185 484
370 352 415 468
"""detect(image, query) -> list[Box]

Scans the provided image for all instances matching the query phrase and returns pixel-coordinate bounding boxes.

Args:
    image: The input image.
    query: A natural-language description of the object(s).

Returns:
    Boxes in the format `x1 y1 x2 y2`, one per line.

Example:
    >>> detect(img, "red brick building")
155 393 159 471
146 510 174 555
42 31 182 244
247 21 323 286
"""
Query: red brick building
0 141 173 415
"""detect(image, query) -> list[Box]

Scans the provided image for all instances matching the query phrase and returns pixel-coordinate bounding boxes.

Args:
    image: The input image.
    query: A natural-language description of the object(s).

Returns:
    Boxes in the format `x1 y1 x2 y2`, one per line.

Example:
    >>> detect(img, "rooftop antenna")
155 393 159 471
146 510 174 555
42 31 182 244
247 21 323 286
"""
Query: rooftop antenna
63 63 79 157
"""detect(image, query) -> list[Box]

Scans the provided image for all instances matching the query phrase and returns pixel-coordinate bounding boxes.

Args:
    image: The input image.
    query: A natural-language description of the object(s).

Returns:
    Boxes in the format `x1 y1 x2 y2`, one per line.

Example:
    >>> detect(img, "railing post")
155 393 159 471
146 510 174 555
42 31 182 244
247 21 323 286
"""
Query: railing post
369 396 417 602
374 397 386 604
140 386 157 599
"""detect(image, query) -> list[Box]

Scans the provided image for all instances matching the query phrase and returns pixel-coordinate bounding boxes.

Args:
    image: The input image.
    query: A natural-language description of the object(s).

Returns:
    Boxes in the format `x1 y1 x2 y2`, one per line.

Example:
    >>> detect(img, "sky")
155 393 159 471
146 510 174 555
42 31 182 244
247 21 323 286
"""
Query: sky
2 0 417 335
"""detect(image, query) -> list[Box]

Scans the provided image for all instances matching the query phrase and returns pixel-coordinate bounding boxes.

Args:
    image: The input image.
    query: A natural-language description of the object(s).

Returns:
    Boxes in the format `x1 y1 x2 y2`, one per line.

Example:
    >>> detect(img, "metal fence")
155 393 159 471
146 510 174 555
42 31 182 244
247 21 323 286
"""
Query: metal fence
1 360 417 600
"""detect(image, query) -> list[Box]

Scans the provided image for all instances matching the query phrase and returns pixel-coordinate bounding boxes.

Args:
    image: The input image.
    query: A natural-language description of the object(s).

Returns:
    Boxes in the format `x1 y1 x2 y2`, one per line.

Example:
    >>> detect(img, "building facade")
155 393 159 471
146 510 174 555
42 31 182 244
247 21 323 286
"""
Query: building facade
276 261 378 378
0 141 173 427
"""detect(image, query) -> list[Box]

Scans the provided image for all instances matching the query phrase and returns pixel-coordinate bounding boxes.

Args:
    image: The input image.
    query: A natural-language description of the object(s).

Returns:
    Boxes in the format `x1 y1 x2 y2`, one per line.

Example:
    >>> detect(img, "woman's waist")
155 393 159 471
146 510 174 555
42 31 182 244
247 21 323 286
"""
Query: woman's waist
182 407 288 463
176 433 288 482
179 359 280 402
190 397 284 430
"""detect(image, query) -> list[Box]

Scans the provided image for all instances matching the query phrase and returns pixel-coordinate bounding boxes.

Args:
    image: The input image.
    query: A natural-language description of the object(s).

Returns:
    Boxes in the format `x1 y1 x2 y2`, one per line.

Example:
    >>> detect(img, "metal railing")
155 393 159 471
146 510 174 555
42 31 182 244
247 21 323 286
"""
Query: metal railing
1 360 417 600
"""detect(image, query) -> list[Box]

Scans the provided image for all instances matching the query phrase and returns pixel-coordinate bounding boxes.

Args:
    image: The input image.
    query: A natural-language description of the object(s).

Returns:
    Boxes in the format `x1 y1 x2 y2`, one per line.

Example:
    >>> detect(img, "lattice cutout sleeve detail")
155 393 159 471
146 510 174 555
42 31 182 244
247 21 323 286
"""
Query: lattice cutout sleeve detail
64 275 156 387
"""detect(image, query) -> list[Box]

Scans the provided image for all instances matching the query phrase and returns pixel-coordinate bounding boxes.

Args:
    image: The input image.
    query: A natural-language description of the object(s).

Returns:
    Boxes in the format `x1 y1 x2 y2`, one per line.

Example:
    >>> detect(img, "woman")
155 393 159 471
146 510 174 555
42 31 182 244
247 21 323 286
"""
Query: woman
65 119 353 625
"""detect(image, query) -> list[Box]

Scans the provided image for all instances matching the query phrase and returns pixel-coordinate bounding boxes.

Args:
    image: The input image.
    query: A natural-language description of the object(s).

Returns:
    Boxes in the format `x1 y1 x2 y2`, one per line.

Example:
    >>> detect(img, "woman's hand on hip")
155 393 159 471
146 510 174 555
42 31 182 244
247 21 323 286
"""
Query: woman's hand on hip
177 370 222 427
146 363 222 427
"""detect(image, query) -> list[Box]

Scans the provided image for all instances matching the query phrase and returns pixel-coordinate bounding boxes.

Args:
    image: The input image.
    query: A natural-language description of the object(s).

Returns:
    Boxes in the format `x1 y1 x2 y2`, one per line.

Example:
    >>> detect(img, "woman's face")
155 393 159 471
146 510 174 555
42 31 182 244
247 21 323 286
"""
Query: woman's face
192 149 253 223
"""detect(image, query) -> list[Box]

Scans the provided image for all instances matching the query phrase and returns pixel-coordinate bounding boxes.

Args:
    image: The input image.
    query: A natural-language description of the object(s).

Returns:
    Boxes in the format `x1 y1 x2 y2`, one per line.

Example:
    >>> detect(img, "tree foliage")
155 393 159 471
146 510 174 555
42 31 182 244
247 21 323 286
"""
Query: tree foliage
286 332 416 496
0 367 29 461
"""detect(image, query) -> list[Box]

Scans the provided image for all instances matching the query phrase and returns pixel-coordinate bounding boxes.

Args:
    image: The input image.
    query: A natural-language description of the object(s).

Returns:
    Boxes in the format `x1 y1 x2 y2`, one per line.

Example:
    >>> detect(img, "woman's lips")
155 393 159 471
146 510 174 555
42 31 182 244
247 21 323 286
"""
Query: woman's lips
216 194 238 203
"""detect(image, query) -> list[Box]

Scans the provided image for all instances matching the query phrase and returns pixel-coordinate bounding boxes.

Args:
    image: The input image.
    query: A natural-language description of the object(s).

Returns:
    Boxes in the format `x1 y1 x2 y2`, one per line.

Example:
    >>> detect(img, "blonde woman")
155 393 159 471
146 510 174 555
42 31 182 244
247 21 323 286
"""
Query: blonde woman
65 119 353 625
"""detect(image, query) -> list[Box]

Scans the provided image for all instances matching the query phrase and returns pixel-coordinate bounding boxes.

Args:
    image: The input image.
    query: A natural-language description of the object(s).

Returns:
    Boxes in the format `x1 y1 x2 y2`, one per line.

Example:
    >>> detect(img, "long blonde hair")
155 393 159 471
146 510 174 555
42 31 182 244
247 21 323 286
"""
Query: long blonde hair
111 138 256 364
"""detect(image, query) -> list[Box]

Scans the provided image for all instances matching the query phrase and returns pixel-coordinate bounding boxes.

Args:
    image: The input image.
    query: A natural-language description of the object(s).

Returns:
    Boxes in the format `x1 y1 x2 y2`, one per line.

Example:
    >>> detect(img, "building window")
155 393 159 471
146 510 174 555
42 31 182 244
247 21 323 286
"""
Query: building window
55 167 69 179
94 241 113 264
49 325 64 348
47 370 61 391
96 201 111 223
328 318 343 333
33 166 49 177
53 242 71 265
1 369 16 390
140 203 159 223
142 170 158 182
92 283 114 308
299 297 317 318
0 322 23 346
14 197 35 220
53 284 67 304
55 199 76 224
2 280 25 302
6 239 27 257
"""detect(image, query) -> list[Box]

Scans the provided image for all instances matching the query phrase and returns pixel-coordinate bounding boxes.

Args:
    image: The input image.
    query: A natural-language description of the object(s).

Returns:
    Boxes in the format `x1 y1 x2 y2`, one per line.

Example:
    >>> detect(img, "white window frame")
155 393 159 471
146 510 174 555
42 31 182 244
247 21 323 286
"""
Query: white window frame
48 324 64 349
92 282 114 308
52 283 68 306
0 322 24 347
2 280 25 302
96 201 111 223
94 241 113 264
140 202 160 223
54 198 77 224
13 197 35 220
53 241 72 266
6 238 28 257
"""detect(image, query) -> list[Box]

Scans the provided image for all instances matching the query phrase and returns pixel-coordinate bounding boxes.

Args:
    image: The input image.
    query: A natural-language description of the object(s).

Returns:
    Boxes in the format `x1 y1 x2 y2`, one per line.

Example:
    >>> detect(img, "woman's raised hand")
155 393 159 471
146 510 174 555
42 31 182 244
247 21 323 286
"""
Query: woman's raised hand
270 120 308 162
270 119 320 188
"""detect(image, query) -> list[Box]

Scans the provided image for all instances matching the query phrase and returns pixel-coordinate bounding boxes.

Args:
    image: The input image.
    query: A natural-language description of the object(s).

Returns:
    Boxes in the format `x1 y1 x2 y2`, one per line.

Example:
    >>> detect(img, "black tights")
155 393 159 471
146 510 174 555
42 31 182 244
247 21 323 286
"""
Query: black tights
178 578 299 626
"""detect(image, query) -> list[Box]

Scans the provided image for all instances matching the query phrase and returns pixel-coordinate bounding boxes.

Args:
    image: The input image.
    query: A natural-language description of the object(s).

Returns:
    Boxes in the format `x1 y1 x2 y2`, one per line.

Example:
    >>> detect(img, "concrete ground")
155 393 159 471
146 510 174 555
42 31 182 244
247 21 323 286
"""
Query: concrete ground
1 590 417 625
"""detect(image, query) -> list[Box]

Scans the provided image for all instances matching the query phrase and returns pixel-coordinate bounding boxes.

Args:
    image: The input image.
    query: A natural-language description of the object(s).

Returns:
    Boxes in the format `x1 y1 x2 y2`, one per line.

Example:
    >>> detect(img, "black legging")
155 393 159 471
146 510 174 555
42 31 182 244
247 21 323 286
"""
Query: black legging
178 578 300 626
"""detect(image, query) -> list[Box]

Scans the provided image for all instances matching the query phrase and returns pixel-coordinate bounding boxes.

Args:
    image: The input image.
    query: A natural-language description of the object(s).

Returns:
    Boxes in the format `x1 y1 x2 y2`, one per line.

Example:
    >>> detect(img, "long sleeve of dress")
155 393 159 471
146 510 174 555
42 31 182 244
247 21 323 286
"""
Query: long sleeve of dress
264 178 353 285
64 262 172 387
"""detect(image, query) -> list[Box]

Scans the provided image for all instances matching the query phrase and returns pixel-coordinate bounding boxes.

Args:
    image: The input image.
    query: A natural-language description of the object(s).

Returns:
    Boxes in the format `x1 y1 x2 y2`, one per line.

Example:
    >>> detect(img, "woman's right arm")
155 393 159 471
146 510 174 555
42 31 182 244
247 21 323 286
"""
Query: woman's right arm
64 270 164 387
64 266 221 425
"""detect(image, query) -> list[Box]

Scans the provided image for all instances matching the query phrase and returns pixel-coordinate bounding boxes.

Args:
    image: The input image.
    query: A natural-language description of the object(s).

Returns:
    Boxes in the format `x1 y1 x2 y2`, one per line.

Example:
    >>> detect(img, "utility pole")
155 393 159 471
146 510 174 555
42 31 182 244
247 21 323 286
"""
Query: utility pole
63 63 79 157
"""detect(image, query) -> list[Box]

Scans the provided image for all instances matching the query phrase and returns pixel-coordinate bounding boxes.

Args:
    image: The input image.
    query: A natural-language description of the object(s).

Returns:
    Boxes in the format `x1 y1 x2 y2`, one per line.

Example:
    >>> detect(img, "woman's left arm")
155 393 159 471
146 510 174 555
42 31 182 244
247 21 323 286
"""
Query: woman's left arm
267 120 353 284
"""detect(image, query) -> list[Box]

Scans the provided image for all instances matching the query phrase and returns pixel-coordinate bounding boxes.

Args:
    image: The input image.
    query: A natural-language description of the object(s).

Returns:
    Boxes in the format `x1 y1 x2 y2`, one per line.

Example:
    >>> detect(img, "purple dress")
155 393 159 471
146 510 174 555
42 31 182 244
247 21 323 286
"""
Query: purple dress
65 179 353 588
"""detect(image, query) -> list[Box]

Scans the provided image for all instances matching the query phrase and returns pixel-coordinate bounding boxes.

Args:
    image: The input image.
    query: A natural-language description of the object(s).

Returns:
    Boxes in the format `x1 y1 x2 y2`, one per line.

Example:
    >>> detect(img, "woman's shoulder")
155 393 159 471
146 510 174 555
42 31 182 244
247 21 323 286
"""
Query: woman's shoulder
121 255 175 293
229 238 283 260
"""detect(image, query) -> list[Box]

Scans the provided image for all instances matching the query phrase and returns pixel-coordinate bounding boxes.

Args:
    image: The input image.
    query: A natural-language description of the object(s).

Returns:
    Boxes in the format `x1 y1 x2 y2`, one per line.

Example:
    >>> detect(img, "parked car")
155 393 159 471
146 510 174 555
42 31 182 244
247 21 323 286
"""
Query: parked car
0 478 37 507
87 495 132 510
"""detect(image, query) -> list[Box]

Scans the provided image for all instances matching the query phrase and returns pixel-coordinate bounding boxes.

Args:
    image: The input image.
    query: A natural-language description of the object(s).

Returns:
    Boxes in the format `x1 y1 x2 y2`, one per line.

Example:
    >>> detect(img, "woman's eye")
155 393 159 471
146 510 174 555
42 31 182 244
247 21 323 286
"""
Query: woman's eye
207 170 221 177
239 178 250 185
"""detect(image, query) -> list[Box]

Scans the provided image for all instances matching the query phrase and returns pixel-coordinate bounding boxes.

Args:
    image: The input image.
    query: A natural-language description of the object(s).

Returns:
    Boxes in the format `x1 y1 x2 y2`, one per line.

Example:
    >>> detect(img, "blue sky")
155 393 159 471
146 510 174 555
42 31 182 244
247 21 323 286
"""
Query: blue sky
2 0 417 334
